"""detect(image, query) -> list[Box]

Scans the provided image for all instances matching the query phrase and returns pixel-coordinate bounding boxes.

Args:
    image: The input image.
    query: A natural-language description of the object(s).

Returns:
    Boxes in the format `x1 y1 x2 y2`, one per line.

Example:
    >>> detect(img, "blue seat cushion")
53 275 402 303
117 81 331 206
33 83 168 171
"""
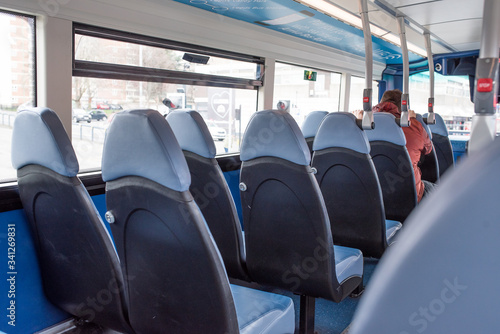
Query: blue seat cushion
240 109 311 166
301 110 328 138
12 108 79 177
385 219 402 246
424 112 449 137
334 245 363 284
101 109 191 192
166 109 217 159
366 112 406 146
313 112 371 154
231 284 295 334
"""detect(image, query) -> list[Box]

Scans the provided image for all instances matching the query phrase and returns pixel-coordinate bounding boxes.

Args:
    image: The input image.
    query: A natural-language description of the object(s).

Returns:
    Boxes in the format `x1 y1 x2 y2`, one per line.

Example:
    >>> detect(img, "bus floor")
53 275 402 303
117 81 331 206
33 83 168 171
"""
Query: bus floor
41 258 379 334
230 257 379 334
291 257 378 334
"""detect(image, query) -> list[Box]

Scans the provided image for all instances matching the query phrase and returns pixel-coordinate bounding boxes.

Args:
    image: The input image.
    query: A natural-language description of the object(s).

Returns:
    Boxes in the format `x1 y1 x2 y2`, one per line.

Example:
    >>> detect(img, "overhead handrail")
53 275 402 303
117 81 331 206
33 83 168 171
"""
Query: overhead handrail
424 32 436 124
469 0 499 154
397 16 410 127
358 0 374 130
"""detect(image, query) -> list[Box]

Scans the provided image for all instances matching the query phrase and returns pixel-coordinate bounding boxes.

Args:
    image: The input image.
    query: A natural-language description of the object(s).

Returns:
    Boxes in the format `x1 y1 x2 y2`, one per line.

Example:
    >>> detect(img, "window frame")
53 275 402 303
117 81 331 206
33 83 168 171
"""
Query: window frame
73 23 264 90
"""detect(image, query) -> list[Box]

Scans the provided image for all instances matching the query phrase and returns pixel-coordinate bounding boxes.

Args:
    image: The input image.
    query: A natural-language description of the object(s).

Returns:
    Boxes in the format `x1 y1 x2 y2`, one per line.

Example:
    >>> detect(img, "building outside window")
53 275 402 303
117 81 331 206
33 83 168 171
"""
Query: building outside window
0 11 35 182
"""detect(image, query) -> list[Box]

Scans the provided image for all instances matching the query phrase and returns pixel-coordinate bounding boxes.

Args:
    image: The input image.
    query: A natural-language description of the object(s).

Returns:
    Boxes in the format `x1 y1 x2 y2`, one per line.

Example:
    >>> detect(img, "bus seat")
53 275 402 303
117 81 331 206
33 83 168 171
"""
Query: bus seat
349 132 500 334
301 110 329 154
424 112 455 176
366 112 417 223
102 109 295 334
239 109 363 333
11 107 135 333
415 113 440 183
165 109 249 281
312 112 402 258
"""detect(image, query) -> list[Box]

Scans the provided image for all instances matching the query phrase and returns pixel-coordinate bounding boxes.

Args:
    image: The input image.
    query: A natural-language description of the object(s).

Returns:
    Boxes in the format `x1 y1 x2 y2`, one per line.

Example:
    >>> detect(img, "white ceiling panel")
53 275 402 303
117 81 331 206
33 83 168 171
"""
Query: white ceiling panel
429 41 452 54
304 0 485 52
426 19 483 51
382 0 434 6
452 41 482 51
387 0 483 26
373 0 485 52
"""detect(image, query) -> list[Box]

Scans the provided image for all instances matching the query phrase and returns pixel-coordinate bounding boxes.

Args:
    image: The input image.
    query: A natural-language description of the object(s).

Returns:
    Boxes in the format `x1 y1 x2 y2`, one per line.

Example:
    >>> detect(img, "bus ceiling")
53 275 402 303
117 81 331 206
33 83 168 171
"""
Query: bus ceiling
171 0 485 65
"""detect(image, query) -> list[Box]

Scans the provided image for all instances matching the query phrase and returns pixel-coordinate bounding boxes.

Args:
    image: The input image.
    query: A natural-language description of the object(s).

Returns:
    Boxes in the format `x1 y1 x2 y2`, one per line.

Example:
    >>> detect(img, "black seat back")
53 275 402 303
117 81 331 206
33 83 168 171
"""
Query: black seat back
312 112 388 258
424 112 455 176
11 108 133 333
415 114 440 183
166 109 248 281
240 109 360 302
102 109 238 334
366 112 417 222
301 110 328 154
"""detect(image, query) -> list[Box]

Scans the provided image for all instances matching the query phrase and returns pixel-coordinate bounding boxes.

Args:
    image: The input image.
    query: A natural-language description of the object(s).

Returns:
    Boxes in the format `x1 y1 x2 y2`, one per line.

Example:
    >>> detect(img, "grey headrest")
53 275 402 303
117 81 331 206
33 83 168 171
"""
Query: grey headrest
240 109 311 166
366 113 406 146
166 109 216 159
313 112 370 154
11 107 79 177
350 135 500 334
301 111 329 139
415 113 433 140
102 109 191 192
424 113 449 137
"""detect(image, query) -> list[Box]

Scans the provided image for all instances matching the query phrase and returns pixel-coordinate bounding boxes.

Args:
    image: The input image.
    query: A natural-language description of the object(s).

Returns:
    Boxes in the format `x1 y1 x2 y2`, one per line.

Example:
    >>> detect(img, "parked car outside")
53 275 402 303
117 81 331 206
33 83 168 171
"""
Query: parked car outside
96 102 110 110
109 104 123 110
206 120 226 141
72 109 91 123
89 110 108 121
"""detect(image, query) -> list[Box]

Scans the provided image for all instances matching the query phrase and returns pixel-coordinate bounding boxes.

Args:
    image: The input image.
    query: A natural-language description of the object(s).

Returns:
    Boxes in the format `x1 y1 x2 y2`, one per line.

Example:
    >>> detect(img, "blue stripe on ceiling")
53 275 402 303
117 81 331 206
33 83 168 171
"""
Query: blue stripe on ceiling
173 0 423 65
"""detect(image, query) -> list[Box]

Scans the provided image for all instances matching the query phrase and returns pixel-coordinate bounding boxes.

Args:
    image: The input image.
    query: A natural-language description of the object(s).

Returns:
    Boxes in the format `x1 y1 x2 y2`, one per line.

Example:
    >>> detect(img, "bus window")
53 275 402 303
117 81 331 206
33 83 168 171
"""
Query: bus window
409 71 474 136
273 62 342 125
72 77 257 171
74 34 259 81
0 11 35 183
348 75 379 112
72 25 262 171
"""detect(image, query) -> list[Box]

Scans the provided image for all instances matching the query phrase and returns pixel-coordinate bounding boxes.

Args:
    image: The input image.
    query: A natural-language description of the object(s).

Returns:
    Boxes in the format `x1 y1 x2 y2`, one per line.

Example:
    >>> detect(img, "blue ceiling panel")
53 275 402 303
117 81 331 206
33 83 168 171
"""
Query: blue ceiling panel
173 0 424 64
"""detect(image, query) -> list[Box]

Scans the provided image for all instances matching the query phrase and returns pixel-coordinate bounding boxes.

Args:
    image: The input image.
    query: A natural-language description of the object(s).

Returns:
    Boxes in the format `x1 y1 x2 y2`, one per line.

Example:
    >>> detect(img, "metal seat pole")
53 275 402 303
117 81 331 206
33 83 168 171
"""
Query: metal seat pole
299 295 316 334
397 16 410 127
424 32 436 125
359 0 374 130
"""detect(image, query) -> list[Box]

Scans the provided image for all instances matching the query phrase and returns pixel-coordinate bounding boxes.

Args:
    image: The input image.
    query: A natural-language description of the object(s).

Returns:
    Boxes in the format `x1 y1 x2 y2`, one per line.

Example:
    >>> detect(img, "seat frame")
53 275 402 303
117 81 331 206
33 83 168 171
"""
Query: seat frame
241 156 363 334
312 147 390 258
369 141 417 222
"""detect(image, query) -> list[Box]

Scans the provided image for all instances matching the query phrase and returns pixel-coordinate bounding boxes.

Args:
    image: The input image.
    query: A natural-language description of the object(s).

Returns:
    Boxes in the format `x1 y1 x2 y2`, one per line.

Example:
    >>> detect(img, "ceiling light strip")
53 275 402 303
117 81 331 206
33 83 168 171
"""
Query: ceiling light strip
296 0 427 57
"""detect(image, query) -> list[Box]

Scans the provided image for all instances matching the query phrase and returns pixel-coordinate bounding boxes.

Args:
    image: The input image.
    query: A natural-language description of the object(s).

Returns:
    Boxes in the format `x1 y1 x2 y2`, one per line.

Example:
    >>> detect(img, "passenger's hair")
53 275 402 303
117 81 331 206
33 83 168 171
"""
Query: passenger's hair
380 89 402 112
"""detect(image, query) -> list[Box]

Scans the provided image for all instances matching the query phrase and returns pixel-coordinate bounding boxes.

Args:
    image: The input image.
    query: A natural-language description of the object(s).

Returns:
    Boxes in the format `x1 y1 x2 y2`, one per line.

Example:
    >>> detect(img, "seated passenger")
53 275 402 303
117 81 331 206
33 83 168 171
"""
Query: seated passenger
372 89 435 201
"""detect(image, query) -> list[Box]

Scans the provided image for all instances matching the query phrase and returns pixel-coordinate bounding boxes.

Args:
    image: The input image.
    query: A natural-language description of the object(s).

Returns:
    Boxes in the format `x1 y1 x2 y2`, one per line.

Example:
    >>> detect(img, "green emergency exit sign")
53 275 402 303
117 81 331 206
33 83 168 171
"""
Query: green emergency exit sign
304 70 317 81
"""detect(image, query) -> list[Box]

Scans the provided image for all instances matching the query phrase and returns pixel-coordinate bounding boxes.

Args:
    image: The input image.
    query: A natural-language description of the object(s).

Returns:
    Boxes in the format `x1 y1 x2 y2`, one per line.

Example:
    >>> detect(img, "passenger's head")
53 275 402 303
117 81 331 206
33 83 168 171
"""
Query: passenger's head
380 89 402 112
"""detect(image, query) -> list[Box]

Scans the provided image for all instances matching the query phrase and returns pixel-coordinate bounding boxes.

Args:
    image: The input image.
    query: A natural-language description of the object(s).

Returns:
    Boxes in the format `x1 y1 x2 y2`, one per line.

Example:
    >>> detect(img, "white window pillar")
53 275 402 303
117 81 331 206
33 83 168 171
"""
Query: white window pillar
340 72 351 112
258 57 275 111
